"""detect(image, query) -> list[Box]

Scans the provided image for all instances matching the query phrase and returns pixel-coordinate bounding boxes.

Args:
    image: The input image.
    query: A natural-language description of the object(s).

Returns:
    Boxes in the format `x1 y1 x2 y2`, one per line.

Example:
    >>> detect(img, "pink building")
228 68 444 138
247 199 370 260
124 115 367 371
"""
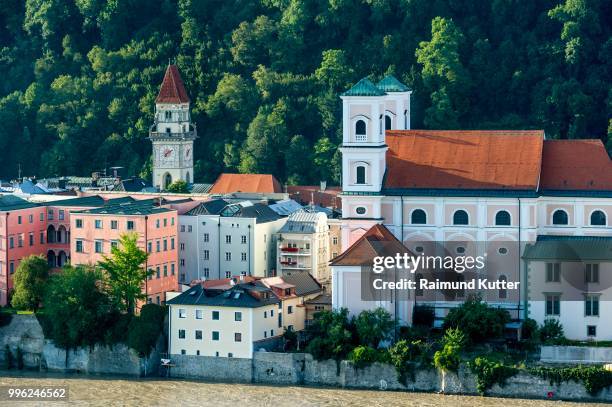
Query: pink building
0 194 174 306
70 198 180 304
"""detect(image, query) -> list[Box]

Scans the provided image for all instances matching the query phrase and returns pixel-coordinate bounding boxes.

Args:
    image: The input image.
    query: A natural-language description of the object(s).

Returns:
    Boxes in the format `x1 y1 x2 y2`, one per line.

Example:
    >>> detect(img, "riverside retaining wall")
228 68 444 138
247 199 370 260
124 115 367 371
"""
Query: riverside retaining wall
166 351 612 402
0 314 161 376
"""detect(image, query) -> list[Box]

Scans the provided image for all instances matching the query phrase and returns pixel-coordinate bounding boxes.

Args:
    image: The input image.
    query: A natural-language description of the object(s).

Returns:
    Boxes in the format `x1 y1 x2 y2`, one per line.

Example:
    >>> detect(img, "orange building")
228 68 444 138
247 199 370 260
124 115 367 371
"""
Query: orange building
70 198 180 304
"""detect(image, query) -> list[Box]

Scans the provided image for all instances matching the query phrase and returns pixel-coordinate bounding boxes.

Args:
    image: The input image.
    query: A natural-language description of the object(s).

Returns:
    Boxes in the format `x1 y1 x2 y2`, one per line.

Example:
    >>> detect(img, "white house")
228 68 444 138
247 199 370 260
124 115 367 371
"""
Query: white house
166 280 281 359
178 199 287 283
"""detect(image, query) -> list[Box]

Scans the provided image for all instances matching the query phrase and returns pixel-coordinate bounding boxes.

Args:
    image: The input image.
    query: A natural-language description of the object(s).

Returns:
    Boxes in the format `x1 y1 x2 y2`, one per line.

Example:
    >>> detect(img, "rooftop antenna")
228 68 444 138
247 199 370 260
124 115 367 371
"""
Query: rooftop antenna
17 163 21 180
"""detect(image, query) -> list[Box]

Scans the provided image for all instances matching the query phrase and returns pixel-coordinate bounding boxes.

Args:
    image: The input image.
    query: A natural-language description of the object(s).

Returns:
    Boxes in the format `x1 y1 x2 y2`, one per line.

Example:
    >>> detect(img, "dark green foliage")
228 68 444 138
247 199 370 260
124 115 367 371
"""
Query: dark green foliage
304 308 355 361
348 345 390 369
540 319 565 343
166 180 189 193
127 304 165 357
443 298 510 344
354 307 394 348
412 305 435 328
528 366 612 396
469 357 519 395
389 339 432 382
10 255 50 311
42 266 115 350
0 0 610 183
521 318 539 341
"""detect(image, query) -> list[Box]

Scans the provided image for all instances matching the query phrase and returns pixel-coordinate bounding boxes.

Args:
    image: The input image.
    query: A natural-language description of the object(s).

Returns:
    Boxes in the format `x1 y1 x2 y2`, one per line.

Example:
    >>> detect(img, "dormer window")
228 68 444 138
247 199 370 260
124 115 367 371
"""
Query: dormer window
355 120 366 142
552 209 569 225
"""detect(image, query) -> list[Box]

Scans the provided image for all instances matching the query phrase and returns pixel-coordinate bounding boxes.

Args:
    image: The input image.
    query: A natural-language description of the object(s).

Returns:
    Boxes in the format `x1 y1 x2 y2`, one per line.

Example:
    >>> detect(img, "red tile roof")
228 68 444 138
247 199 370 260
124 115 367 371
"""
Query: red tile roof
287 185 342 208
540 139 612 190
331 224 411 266
209 173 282 194
156 65 190 104
384 130 544 190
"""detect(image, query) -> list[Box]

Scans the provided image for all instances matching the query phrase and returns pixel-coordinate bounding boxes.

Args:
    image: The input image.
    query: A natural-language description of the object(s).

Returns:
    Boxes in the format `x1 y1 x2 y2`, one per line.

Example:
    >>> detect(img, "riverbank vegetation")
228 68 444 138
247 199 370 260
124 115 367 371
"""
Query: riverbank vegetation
0 1 610 183
303 297 612 397
6 233 163 358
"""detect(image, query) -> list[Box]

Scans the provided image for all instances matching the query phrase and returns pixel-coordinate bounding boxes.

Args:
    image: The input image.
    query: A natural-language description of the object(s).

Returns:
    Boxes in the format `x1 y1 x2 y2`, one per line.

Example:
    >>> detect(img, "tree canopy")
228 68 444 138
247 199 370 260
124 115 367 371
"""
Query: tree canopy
98 233 150 314
1 0 610 184
10 255 50 311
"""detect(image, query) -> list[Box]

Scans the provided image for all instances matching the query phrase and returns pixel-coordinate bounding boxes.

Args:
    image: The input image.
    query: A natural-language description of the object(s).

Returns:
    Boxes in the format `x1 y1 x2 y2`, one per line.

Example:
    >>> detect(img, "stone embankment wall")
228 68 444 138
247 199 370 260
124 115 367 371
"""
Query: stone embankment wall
0 314 161 376
168 352 612 402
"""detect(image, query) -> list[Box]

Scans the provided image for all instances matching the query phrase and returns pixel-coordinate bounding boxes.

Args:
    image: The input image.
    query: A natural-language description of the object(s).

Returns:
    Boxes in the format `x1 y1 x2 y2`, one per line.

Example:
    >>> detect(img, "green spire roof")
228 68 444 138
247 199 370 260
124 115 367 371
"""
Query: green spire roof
341 78 386 96
377 75 410 92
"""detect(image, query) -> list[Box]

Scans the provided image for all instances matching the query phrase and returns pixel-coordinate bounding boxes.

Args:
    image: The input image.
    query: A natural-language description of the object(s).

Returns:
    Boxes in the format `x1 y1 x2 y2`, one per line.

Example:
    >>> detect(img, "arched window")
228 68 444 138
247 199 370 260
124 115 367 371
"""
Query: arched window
185 172 190 184
355 120 366 136
495 210 511 226
411 209 427 224
498 275 507 299
356 166 366 184
379 115 383 135
453 210 469 225
415 273 423 296
590 210 606 226
385 115 392 130
552 210 568 225
404 110 408 129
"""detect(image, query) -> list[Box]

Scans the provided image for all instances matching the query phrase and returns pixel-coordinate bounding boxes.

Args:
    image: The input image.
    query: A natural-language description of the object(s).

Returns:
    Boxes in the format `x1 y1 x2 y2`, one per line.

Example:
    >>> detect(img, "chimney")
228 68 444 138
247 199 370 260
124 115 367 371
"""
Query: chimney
320 180 327 192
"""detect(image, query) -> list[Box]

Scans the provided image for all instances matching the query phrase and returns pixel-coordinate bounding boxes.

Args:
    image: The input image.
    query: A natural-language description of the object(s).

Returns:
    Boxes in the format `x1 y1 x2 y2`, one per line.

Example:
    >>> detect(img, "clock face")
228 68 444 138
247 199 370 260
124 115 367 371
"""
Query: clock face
158 145 175 165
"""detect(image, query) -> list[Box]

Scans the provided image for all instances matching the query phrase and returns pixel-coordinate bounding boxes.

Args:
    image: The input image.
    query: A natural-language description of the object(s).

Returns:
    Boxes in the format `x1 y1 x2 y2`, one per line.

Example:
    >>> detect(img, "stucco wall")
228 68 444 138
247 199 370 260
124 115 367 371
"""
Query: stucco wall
541 346 612 364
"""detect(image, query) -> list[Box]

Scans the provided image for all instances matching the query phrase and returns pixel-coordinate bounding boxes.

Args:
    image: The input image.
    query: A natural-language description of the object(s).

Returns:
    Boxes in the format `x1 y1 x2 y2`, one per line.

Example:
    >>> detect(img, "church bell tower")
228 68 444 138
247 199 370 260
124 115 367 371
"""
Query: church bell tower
150 64 197 190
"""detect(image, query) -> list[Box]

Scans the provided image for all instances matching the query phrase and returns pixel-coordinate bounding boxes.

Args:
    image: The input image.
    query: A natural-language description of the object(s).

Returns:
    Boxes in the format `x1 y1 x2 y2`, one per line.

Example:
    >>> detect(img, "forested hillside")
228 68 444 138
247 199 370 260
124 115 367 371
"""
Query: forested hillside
0 0 610 184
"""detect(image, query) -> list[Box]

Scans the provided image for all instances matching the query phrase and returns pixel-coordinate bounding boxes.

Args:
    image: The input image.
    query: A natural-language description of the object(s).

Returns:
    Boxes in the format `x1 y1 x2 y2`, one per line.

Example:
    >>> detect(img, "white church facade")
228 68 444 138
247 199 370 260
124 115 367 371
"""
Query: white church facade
333 75 612 340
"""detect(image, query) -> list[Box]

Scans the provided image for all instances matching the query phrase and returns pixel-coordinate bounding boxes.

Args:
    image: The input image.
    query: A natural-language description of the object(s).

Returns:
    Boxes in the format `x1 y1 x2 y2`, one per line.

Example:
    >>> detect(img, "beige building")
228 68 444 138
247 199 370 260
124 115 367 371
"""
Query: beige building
276 210 331 288
167 281 281 359
261 272 325 332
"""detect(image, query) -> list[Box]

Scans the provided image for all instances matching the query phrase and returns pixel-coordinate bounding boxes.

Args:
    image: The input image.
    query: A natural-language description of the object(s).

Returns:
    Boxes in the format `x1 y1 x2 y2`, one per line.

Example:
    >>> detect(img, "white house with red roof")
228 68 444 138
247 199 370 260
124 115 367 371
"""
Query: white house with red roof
335 75 612 339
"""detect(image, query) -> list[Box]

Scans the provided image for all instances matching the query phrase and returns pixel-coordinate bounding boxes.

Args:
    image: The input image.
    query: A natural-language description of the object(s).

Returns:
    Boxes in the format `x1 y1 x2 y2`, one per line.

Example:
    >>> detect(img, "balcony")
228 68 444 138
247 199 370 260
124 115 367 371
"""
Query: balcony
149 130 197 140
280 247 299 253
280 260 297 266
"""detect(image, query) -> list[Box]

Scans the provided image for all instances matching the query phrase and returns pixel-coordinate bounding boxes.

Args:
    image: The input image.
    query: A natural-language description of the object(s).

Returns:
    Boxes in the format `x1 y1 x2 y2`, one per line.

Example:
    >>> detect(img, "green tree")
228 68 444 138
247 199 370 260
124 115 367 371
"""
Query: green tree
42 265 114 350
98 233 150 314
443 298 510 344
305 308 355 360
166 180 189 193
416 17 470 129
355 308 394 348
10 255 50 311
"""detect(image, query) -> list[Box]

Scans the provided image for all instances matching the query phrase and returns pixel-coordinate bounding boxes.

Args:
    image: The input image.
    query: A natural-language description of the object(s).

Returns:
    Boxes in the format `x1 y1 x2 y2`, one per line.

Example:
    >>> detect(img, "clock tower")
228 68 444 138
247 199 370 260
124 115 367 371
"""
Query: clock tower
150 64 197 190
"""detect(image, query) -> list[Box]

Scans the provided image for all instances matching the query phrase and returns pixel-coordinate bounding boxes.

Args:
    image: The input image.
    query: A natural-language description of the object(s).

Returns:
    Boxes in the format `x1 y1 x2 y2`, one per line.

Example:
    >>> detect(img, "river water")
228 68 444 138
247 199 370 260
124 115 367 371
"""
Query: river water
0 371 607 406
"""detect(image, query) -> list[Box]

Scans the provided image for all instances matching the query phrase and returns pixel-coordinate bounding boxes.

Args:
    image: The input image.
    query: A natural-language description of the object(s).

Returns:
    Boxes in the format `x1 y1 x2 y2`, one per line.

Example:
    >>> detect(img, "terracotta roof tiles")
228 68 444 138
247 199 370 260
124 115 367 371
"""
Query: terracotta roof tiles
156 65 190 104
540 139 612 190
209 173 282 194
384 130 544 190
330 224 411 266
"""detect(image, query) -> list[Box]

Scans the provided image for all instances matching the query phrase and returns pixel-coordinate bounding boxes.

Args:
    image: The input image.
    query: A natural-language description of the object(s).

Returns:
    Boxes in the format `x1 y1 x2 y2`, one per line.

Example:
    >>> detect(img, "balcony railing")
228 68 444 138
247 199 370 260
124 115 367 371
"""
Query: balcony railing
280 247 299 253
149 130 197 140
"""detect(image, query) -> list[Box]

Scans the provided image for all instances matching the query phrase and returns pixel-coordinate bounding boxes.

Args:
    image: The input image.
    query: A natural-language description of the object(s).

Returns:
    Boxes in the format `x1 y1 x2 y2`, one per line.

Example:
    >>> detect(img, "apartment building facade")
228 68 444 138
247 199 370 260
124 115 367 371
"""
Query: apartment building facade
178 200 286 283
276 210 331 289
70 199 179 304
